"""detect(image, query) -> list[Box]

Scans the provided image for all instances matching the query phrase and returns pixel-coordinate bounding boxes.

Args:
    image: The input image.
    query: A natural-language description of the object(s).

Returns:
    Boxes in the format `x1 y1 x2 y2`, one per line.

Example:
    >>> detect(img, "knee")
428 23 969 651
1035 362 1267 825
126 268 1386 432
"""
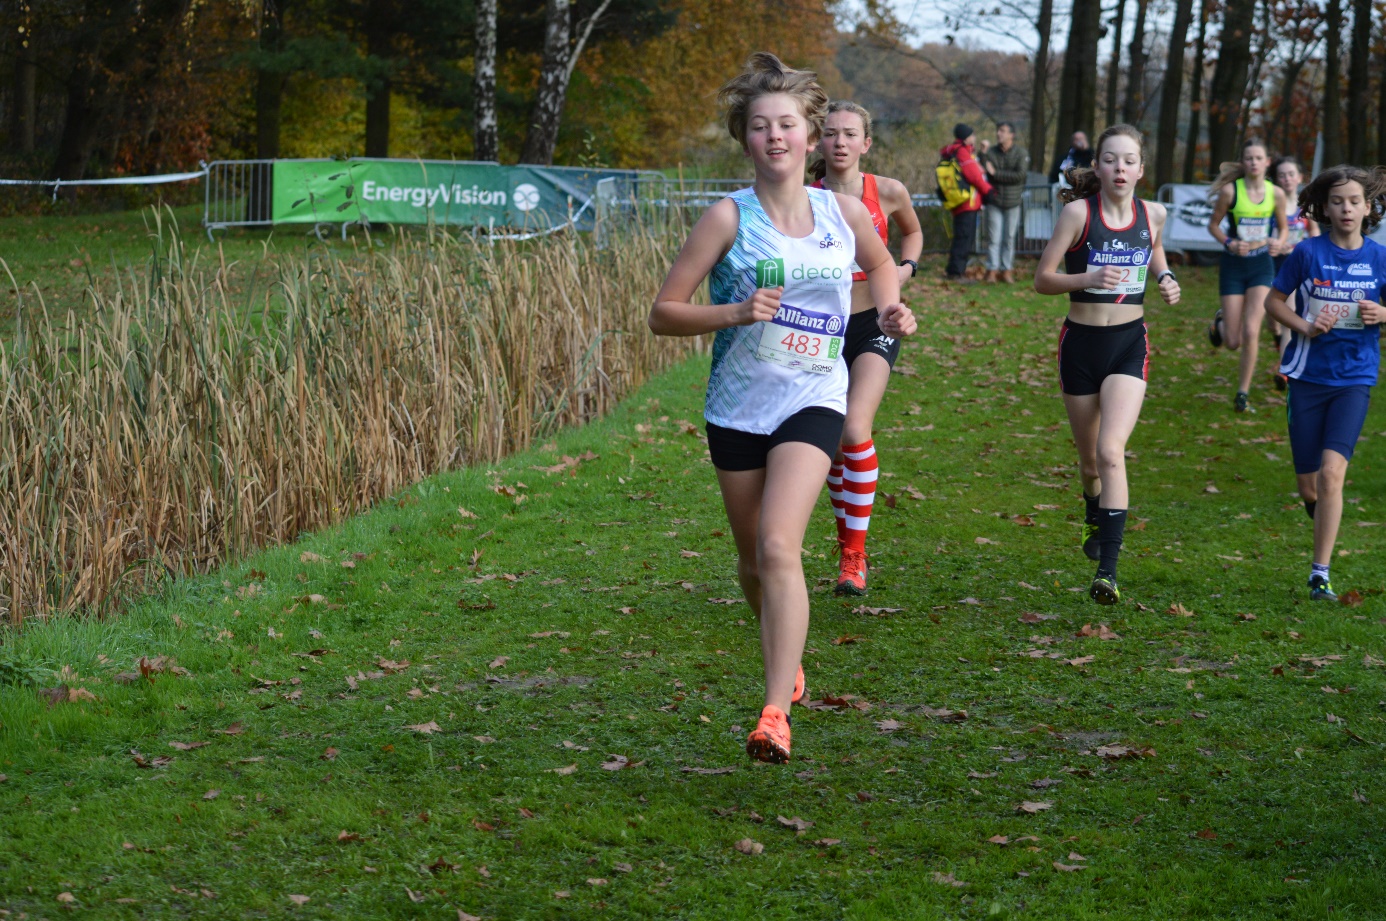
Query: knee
1317 460 1347 490
1223 331 1242 350
1096 442 1125 473
841 420 872 447
757 533 803 575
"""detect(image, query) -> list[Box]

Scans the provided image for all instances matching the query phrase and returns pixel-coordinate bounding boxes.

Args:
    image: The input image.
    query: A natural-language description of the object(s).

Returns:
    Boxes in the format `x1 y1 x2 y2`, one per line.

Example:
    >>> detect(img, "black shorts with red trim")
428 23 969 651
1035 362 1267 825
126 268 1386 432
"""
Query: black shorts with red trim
1056 316 1149 396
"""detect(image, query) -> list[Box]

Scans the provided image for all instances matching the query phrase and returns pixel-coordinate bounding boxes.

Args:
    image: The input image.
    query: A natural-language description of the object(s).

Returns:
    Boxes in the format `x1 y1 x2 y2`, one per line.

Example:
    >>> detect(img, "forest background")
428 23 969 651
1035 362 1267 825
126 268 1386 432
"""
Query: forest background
2 0 1385 210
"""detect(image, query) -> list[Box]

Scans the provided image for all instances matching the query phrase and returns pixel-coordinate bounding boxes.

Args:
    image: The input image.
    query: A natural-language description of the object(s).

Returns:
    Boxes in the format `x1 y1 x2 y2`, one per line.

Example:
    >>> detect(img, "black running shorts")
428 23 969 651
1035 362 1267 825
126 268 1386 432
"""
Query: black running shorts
1056 316 1149 396
842 308 902 368
706 406 846 471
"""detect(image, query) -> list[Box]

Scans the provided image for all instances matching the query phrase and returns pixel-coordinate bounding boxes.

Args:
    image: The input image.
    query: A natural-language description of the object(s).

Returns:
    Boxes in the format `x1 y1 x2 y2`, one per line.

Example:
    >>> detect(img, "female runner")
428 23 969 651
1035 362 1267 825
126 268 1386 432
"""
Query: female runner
809 101 923 595
1264 165 1386 601
1267 155 1320 390
1033 124 1181 604
649 54 915 762
1205 139 1288 413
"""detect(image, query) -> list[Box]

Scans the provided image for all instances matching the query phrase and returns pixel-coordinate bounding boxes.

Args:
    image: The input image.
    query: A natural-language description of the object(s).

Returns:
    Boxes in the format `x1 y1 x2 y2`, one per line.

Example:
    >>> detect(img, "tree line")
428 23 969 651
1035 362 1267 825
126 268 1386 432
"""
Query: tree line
0 1 1382 188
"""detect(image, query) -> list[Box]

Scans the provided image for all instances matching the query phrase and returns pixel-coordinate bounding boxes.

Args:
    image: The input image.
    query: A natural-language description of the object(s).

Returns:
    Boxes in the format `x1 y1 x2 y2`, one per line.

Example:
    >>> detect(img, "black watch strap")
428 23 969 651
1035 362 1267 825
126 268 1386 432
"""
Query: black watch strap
901 259 918 277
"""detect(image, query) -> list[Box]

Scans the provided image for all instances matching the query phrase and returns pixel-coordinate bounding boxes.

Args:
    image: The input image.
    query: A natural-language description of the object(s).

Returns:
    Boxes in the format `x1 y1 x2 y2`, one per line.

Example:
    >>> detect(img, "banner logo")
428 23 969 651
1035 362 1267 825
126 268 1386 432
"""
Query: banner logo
756 258 785 288
513 183 542 212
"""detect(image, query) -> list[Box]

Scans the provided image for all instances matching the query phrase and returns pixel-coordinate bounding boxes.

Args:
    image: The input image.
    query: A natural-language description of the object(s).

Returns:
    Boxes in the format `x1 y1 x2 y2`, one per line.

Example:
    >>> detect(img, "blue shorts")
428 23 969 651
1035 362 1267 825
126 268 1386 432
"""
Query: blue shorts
1286 379 1372 474
1220 252 1275 296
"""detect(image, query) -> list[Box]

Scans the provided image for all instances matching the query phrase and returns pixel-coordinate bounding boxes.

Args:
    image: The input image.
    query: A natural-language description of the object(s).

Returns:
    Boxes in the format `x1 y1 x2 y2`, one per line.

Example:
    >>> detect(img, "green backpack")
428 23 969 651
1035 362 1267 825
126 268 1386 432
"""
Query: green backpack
936 155 973 210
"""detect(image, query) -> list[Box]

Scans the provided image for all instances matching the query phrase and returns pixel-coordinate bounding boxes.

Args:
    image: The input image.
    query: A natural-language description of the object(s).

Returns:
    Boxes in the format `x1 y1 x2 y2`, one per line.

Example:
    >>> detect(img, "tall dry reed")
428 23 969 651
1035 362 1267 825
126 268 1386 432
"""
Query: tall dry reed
0 211 696 624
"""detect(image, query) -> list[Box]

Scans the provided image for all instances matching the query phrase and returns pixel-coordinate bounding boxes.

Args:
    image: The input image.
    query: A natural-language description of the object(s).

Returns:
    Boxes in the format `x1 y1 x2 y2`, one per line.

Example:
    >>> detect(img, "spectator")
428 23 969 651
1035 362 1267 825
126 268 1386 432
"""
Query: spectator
939 123 993 281
1051 130 1093 184
980 121 1030 283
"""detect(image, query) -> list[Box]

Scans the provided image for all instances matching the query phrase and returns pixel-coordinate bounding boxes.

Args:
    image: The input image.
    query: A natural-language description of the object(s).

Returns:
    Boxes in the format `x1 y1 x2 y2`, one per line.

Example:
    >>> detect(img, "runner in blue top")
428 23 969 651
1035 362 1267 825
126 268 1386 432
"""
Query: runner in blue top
650 53 915 763
1264 164 1386 601
1267 156 1320 392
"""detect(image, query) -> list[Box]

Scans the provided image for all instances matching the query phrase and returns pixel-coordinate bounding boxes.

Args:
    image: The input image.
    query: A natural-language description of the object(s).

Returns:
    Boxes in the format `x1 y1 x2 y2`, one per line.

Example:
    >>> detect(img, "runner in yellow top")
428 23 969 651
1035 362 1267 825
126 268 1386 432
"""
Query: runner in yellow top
1204 138 1289 413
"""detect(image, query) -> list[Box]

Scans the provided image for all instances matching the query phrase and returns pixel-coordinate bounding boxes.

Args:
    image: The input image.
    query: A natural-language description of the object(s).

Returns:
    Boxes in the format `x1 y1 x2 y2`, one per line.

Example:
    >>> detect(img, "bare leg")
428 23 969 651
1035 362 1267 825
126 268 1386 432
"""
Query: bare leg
841 352 892 447
1221 294 1247 351
1082 374 1147 509
1063 392 1102 499
1312 450 1348 566
717 442 832 713
1237 285 1270 394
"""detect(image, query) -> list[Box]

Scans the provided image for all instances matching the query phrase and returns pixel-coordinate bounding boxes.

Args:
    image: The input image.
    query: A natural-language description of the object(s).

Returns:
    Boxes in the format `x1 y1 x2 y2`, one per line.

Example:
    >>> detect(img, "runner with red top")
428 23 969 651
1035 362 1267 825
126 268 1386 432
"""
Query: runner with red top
650 54 915 764
1033 124 1180 604
809 101 923 596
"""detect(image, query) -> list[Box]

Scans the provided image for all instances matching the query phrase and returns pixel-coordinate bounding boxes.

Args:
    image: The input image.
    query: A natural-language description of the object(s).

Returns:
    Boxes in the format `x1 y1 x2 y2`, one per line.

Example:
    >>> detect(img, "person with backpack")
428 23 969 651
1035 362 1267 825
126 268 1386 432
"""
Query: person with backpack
938 123 993 281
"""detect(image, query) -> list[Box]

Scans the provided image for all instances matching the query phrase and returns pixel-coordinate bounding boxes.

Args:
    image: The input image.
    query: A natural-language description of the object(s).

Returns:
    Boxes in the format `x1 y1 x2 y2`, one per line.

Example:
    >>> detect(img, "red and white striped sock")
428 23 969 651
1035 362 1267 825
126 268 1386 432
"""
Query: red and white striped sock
840 440 878 554
827 461 848 545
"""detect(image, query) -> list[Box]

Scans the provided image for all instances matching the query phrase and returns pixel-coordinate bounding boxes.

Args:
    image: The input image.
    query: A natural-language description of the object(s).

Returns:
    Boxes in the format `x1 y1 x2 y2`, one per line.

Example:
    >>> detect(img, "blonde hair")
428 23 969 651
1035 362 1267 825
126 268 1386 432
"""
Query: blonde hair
1060 124 1145 203
1209 137 1269 197
717 52 829 149
809 101 874 182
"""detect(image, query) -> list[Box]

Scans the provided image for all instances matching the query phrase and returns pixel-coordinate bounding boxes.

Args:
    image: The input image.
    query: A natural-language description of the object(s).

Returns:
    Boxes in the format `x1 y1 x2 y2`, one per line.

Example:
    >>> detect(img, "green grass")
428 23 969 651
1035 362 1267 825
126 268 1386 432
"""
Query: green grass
1 259 1384 919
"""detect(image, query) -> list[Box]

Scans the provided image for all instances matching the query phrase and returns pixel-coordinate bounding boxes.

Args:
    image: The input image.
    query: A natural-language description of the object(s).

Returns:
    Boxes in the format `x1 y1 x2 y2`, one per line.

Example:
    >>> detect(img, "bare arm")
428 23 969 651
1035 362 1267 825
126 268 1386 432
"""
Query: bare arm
1147 202 1181 305
1033 200 1119 295
881 177 923 286
839 193 916 337
1265 286 1318 337
649 199 774 337
1272 186 1289 248
1207 184 1239 252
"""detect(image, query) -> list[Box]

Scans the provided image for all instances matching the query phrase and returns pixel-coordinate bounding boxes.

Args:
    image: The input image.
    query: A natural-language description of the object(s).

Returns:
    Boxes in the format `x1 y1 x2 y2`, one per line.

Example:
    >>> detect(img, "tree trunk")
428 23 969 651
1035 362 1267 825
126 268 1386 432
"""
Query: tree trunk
1122 0 1149 125
1028 0 1054 163
473 0 498 161
1182 0 1209 181
53 68 102 181
520 0 572 165
1206 0 1256 169
10 23 36 154
364 1 392 158
255 0 287 159
1105 0 1126 128
1378 40 1386 163
1273 57 1307 154
1347 0 1371 163
1051 0 1102 177
1323 0 1342 166
1153 0 1193 189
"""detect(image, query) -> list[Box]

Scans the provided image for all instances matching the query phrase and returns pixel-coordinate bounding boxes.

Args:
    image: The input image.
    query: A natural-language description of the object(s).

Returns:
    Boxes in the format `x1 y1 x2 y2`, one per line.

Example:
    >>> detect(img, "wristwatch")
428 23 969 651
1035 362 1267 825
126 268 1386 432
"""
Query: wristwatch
901 259 918 277
1156 269 1176 284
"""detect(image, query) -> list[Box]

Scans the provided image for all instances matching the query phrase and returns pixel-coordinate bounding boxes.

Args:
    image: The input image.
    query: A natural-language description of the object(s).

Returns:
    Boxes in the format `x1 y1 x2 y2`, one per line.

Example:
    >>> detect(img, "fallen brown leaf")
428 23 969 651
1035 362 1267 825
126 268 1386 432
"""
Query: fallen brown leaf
988 835 1009 845
551 764 578 775
1167 603 1195 617
776 815 814 831
1016 801 1053 814
337 830 360 843
1053 861 1084 872
406 721 442 734
680 766 735 775
734 838 764 855
168 741 209 751
203 789 220 800
587 878 608 887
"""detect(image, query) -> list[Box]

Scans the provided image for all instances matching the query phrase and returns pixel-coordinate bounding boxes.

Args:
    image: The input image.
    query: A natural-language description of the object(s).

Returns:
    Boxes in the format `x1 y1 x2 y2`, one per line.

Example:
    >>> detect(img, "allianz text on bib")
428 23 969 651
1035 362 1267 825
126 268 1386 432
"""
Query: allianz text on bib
1084 246 1151 297
1307 281 1365 330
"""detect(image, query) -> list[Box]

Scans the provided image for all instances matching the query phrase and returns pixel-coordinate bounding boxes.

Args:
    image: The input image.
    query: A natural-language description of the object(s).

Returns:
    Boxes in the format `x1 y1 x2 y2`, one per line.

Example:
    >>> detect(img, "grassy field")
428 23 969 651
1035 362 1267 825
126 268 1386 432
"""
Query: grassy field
1 255 1384 919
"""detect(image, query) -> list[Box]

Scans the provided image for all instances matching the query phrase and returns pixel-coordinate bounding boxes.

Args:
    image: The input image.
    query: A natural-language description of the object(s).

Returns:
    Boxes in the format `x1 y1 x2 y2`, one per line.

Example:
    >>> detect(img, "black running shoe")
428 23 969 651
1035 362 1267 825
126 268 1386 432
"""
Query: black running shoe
1089 575 1120 605
1233 391 1254 413
1308 574 1337 602
1274 371 1288 392
1208 309 1224 348
1081 522 1100 561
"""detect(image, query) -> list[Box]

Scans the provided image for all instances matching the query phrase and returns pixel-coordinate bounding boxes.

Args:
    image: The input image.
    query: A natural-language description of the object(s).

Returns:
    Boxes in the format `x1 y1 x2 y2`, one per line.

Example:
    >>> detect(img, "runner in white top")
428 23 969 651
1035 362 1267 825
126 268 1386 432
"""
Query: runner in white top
649 53 914 764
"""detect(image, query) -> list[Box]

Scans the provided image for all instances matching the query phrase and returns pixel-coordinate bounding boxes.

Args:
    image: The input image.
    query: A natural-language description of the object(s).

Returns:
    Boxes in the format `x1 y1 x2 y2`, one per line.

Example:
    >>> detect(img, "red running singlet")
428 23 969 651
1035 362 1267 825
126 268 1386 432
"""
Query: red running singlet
812 173 889 281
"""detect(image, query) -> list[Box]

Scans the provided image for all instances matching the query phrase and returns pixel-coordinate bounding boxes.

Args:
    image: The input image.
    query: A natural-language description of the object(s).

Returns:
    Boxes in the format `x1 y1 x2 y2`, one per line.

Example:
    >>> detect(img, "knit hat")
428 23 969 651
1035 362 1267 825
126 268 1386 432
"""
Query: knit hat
953 123 974 141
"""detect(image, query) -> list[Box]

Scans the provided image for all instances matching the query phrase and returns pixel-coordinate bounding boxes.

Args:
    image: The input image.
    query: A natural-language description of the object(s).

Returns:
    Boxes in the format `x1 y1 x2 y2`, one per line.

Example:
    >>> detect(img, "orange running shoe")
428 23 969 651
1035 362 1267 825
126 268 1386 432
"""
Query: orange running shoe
834 548 868 596
792 665 807 705
745 704 792 763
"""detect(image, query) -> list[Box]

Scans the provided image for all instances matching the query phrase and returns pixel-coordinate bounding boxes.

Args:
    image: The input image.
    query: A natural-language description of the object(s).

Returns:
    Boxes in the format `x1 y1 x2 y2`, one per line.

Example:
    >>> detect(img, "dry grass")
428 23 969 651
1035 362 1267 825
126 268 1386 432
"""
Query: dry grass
0 210 695 623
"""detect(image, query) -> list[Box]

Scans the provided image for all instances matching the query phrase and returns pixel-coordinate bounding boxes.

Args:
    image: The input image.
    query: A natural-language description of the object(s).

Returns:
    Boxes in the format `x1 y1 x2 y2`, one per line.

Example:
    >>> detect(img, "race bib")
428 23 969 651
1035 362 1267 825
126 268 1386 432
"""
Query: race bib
1084 248 1149 296
1238 217 1271 252
756 302 844 374
1307 290 1365 330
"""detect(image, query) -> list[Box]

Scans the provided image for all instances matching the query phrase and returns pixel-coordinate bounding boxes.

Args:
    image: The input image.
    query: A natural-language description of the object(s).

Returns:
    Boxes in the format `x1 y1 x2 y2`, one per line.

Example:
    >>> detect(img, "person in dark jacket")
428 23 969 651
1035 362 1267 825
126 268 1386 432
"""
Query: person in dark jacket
940 123 993 280
980 121 1030 283
1050 130 1093 184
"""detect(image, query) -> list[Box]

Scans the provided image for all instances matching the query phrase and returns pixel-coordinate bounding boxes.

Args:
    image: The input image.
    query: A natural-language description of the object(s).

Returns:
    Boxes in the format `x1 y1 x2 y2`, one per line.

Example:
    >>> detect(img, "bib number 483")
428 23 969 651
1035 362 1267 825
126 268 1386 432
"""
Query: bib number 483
780 332 821 356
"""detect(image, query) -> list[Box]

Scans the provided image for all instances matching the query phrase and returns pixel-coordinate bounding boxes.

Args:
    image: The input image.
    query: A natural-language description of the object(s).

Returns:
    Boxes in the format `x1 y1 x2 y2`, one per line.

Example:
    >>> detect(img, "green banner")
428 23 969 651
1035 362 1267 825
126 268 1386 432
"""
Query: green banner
270 160 631 230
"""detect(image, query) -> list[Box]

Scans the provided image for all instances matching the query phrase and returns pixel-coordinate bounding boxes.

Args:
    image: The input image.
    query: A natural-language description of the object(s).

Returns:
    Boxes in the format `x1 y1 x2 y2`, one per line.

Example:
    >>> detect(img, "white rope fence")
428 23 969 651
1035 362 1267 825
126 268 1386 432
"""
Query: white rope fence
0 165 208 201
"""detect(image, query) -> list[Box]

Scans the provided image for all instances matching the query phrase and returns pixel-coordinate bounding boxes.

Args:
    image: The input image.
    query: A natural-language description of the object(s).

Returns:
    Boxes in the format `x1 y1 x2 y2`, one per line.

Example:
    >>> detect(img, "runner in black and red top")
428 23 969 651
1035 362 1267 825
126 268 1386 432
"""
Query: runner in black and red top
808 100 923 596
1033 124 1181 605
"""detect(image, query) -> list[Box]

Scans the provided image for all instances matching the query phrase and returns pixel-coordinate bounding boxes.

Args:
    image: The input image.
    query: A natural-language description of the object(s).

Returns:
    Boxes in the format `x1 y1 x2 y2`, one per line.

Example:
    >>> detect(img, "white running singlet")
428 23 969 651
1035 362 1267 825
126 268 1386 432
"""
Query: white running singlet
705 186 855 434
